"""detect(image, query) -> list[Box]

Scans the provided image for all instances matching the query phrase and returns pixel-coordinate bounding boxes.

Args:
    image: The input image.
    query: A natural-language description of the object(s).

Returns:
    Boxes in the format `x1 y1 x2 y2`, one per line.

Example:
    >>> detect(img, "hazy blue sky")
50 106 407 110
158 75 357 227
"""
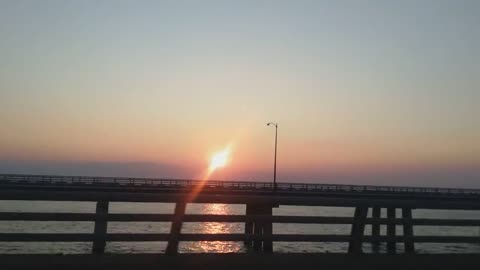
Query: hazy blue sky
0 1 479 187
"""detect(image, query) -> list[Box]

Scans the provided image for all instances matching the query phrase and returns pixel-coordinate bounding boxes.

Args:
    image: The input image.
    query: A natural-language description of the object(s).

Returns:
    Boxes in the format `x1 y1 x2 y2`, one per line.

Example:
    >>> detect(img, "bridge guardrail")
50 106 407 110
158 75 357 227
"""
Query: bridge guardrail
1 173 480 197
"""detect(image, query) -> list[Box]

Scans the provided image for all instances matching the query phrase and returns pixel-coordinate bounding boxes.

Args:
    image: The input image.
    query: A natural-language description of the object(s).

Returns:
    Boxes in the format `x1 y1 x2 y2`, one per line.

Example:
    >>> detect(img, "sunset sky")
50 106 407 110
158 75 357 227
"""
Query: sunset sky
1 1 479 187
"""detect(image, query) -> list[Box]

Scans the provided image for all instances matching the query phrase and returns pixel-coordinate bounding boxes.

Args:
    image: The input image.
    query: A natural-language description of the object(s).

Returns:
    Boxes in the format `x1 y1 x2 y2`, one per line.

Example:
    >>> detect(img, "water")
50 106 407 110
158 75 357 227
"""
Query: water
1 201 480 254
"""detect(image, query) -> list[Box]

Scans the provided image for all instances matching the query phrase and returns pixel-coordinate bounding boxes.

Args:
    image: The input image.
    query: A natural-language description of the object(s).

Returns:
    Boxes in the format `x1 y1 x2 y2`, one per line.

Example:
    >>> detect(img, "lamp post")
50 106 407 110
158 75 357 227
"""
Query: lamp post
267 122 278 191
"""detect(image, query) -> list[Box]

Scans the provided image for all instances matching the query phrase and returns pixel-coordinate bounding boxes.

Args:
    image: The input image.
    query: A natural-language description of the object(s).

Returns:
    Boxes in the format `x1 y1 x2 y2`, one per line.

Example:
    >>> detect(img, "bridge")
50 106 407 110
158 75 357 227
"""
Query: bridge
1 173 480 269
3 173 480 198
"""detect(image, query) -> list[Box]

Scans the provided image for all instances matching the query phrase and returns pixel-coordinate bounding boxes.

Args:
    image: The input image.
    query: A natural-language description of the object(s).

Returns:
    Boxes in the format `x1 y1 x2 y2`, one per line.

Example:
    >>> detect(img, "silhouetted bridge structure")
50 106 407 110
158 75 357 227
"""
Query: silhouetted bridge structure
1 173 480 268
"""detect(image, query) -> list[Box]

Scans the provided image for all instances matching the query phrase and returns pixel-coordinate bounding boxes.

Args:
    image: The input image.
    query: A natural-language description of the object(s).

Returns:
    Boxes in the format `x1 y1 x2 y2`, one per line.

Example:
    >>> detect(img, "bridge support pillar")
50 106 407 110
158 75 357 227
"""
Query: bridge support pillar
244 204 254 246
402 208 415 253
348 206 368 254
92 201 109 254
246 204 273 252
371 206 381 249
387 207 396 254
166 202 187 255
262 206 273 253
253 205 263 251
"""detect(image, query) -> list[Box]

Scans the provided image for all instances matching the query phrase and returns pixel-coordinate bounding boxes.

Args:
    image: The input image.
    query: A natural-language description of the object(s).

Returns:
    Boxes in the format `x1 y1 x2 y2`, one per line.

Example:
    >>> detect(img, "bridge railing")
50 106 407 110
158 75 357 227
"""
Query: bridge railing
1 173 480 197
1 202 480 255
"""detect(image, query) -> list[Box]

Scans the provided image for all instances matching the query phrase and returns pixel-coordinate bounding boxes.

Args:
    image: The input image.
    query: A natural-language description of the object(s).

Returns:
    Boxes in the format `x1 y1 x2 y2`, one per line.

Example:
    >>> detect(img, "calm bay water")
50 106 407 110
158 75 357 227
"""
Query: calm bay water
1 201 480 254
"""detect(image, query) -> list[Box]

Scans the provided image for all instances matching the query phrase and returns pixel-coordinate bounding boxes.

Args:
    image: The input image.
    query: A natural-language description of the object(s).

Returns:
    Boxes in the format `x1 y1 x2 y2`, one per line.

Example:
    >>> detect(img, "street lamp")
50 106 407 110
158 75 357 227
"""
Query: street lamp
267 122 278 191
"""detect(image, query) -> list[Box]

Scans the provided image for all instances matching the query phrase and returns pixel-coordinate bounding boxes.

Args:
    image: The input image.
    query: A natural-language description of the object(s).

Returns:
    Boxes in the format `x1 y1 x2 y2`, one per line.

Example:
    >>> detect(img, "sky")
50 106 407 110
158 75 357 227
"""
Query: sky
0 0 479 187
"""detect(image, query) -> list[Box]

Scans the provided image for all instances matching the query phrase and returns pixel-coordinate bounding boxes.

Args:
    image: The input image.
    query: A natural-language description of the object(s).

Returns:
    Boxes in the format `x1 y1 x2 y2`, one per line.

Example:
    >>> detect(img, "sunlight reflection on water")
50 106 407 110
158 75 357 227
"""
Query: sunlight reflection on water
181 203 245 253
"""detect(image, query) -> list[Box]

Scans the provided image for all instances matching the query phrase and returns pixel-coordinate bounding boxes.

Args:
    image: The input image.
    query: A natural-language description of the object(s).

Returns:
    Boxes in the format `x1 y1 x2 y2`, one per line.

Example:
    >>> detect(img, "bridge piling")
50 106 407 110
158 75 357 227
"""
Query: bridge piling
244 204 254 246
262 206 273 253
92 201 109 254
348 206 368 253
387 207 396 254
166 202 187 255
253 205 263 251
402 208 415 253
371 206 381 248
248 204 274 252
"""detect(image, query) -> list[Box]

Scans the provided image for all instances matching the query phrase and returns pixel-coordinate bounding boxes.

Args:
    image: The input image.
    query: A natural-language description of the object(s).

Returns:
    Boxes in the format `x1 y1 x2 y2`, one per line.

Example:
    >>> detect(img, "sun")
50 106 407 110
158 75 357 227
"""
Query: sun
209 147 231 173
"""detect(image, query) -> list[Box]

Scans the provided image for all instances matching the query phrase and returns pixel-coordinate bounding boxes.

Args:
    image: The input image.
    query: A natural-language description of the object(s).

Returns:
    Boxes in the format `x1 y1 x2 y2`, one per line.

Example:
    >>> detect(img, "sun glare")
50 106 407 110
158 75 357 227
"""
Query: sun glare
209 147 231 173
